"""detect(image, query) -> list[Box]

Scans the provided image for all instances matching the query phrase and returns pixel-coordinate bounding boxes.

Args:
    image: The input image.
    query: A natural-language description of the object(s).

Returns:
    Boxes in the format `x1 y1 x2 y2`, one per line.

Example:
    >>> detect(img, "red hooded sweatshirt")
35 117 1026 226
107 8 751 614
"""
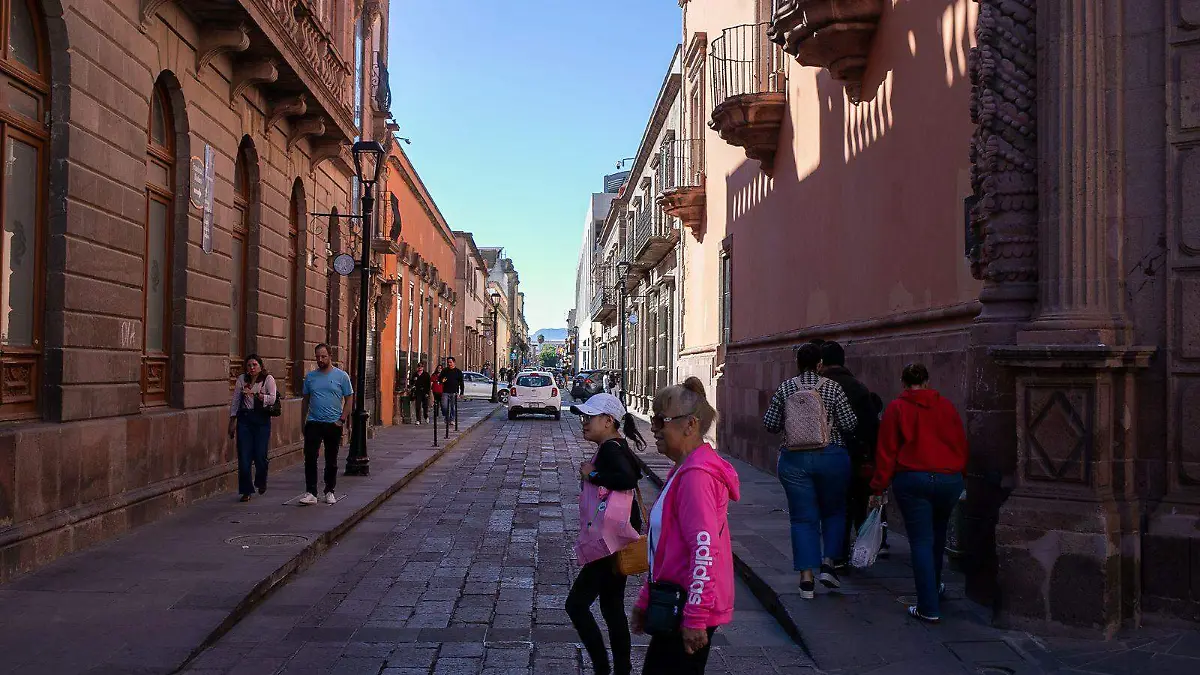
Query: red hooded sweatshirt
870 389 968 494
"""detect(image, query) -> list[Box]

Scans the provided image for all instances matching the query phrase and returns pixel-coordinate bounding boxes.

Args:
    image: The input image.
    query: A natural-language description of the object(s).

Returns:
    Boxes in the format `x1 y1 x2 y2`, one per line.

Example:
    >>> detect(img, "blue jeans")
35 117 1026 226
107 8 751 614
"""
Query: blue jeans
442 393 457 423
892 471 964 618
777 445 851 571
236 412 271 496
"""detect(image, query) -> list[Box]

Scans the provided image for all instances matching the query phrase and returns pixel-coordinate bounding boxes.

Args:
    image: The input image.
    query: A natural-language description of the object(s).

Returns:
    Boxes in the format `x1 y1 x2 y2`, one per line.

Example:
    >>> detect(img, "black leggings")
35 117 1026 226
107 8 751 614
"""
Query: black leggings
643 627 718 675
566 556 630 675
414 392 429 420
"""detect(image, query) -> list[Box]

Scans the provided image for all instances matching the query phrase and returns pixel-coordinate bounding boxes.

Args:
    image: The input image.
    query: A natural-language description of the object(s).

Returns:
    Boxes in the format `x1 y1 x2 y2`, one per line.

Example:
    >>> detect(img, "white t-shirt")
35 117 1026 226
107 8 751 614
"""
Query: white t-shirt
648 472 678 576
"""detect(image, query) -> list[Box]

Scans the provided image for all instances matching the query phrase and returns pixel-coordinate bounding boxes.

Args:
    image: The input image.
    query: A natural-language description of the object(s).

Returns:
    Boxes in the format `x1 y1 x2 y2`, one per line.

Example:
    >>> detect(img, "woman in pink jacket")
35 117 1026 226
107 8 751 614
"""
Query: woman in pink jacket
632 378 740 674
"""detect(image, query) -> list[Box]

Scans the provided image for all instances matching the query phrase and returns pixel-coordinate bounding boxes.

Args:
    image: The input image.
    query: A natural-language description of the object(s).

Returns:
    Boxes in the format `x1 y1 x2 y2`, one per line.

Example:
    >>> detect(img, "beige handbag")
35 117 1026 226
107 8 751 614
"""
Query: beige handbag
614 485 650 576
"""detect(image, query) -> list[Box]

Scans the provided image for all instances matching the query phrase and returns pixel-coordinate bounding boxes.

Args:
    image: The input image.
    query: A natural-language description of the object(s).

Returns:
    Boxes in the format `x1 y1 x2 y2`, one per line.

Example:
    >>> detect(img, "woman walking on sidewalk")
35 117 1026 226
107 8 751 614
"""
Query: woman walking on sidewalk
633 378 740 675
869 363 968 624
431 364 445 420
566 393 647 675
228 355 277 502
763 342 858 598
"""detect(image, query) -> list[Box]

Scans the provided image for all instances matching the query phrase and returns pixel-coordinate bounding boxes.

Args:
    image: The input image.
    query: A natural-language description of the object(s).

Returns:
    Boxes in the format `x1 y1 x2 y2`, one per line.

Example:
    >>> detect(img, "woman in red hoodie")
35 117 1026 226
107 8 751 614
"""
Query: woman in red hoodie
869 363 967 624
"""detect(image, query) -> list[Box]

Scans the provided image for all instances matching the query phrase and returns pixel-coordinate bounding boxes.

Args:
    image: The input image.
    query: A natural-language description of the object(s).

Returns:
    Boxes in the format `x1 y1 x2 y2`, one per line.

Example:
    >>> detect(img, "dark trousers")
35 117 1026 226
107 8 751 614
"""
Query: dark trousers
303 421 342 496
566 556 631 675
236 412 270 496
441 393 457 423
643 627 718 675
414 392 429 421
892 471 964 618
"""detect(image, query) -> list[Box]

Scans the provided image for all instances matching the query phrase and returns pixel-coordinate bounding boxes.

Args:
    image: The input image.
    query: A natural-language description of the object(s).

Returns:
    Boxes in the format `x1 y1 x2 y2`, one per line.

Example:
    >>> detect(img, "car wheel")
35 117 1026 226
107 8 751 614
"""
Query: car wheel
499 391 510 404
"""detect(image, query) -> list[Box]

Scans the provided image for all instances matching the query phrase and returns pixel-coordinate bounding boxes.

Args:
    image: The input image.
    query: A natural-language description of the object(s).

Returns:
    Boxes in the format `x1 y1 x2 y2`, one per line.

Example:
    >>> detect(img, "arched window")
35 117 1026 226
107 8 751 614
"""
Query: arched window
286 181 303 395
0 0 49 420
142 81 174 406
230 141 252 387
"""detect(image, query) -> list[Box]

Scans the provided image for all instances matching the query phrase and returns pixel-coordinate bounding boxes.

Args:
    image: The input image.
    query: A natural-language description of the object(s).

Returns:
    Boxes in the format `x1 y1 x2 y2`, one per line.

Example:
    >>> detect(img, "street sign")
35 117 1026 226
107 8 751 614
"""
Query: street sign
189 156 204 209
333 253 356 276
201 144 215 255
627 312 638 326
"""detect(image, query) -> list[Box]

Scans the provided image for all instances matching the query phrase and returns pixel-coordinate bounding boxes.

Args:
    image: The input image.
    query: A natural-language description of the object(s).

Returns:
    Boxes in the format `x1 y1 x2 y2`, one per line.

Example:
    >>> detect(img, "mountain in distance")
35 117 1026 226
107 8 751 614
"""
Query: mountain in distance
532 328 567 342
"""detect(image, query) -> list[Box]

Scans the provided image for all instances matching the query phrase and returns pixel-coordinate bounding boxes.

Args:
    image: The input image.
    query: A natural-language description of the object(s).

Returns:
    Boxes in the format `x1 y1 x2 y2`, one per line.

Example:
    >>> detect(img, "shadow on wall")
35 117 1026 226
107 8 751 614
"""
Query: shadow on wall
717 0 999 599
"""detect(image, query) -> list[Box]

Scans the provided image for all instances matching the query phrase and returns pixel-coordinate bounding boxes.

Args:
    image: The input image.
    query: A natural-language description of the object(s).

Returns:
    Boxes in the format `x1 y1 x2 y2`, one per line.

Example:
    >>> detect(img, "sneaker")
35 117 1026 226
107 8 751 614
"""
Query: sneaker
907 605 940 624
939 582 946 598
324 492 337 505
833 558 850 571
257 487 266 495
819 564 841 589
239 494 251 503
799 579 815 600
298 492 318 506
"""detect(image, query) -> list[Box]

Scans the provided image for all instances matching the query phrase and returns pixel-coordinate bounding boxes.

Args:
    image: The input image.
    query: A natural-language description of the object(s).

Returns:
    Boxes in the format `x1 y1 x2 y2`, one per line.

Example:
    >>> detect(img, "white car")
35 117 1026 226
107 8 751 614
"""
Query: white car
462 371 509 403
507 371 561 420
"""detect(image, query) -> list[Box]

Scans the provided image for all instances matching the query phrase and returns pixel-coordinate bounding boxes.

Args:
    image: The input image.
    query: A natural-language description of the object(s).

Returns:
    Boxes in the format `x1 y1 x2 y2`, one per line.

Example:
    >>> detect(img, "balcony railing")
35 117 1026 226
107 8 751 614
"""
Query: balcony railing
707 23 787 175
710 23 785 106
658 138 704 192
655 138 707 234
255 0 355 132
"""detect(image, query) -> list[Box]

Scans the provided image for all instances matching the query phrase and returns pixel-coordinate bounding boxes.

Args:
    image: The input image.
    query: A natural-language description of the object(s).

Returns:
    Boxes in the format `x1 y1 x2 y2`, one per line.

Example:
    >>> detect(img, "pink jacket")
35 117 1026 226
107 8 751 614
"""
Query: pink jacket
635 443 741 630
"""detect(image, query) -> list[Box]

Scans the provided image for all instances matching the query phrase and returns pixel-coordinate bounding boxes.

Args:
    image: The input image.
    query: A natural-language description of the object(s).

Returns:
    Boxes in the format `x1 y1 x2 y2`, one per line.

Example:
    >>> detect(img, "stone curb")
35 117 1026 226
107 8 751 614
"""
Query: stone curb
631 449 816 664
172 405 501 674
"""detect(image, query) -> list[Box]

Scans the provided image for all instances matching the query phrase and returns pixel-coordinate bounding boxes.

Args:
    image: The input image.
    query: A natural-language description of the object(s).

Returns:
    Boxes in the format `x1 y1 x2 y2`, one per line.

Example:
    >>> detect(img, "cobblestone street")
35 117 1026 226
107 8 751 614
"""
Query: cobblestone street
183 409 813 675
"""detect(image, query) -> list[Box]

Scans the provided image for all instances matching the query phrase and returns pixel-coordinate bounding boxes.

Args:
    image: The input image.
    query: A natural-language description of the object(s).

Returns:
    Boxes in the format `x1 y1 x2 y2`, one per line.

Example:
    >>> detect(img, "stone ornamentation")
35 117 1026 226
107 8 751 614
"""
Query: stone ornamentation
768 0 884 103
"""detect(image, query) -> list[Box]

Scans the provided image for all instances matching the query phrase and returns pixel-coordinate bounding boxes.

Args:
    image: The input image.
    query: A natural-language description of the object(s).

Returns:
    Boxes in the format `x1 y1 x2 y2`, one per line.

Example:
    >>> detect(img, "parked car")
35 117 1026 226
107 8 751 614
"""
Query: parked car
507 371 561 420
462 371 509 403
570 370 605 402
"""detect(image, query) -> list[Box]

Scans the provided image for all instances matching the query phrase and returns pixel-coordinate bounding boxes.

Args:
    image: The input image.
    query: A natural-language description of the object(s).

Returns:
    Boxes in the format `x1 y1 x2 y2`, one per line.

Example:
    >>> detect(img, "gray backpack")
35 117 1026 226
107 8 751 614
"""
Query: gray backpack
783 377 832 451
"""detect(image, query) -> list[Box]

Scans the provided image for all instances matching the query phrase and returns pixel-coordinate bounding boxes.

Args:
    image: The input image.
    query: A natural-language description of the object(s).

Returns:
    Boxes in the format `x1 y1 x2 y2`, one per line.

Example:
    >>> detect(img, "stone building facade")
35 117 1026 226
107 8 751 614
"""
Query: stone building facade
651 0 1200 632
0 0 399 582
452 231 490 372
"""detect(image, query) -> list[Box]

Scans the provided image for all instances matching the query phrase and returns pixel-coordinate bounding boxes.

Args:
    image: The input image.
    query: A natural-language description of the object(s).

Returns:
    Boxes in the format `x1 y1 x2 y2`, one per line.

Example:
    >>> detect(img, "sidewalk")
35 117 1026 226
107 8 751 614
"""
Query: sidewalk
0 403 498 675
627 417 1200 674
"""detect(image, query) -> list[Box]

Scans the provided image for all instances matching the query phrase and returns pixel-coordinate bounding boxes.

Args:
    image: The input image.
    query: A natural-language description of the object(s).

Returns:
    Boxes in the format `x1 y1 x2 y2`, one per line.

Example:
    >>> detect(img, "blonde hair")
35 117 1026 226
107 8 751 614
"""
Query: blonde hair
653 376 717 436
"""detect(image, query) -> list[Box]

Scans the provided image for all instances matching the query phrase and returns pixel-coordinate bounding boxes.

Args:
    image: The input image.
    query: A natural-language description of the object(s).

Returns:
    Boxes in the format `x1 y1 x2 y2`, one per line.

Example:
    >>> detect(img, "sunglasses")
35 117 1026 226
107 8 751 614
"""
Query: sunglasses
650 412 694 431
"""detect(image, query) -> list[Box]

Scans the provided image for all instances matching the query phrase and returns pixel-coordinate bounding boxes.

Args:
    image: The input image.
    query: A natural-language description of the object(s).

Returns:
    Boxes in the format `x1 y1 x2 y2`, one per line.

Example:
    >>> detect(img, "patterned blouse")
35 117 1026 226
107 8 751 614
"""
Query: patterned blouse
229 374 279 416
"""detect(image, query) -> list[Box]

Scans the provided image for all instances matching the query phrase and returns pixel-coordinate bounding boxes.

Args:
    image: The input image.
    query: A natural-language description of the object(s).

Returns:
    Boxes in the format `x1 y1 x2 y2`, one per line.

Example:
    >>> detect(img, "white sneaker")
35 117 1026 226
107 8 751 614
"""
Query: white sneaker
298 492 318 506
324 492 337 505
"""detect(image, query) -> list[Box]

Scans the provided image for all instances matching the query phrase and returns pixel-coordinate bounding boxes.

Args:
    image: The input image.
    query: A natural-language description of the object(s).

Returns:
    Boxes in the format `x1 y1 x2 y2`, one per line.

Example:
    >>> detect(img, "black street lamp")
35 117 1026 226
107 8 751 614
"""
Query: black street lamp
488 290 502 403
344 140 386 477
616 260 632 407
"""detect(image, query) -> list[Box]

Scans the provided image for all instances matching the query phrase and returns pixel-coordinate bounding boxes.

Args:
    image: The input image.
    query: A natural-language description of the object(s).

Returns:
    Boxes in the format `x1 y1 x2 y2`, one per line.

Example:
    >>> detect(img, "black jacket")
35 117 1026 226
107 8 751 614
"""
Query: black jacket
412 372 431 395
587 438 644 532
821 365 883 463
439 368 465 395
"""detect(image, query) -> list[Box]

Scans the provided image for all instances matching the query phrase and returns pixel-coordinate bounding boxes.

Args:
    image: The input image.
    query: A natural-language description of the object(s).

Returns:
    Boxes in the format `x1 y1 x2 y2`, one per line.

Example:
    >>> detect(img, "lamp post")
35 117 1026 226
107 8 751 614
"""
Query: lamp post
488 290 502 403
616 261 631 406
344 140 386 477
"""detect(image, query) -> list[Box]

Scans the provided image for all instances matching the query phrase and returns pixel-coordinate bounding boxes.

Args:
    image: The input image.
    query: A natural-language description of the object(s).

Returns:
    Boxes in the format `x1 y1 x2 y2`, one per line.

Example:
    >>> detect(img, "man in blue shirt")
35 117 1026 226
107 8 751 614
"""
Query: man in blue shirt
299 343 354 506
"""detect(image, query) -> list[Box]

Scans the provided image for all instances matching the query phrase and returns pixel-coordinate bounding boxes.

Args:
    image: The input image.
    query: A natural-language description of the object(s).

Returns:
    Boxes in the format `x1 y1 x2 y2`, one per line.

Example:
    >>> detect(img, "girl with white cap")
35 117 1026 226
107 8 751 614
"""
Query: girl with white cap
566 393 647 675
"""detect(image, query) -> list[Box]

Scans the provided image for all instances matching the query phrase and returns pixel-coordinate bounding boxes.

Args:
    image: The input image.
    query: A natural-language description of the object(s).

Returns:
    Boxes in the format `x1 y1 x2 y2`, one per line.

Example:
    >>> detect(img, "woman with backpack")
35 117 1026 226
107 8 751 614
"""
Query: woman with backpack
762 342 858 598
869 363 968 624
227 354 278 502
566 393 647 675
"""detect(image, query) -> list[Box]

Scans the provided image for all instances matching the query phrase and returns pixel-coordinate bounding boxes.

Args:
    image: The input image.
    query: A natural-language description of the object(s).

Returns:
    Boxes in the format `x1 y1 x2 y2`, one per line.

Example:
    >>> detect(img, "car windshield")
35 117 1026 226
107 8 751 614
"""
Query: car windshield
516 375 553 388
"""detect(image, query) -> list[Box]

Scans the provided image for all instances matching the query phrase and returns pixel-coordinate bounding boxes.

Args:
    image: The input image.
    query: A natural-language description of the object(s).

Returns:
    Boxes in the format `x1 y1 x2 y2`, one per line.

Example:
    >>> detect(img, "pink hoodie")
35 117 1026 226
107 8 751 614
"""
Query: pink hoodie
635 443 741 630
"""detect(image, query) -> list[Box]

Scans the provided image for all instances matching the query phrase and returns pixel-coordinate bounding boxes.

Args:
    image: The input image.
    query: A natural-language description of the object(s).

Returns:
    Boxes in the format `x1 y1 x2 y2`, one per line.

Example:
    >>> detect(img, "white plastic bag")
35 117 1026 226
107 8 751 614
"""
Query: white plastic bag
851 506 884 569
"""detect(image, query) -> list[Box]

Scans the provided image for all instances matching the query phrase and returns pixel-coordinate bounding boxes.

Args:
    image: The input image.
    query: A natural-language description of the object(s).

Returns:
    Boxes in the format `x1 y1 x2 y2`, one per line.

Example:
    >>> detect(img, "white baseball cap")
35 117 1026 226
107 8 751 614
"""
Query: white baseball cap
570 393 626 421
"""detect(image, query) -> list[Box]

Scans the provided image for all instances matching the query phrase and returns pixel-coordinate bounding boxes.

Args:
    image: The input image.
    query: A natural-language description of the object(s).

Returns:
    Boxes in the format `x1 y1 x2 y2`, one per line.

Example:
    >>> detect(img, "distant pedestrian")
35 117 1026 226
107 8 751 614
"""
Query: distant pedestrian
817 341 886 565
439 357 464 425
300 343 353 506
869 363 968 624
228 354 277 502
566 393 647 675
633 378 739 675
412 363 431 425
763 342 857 599
431 364 444 419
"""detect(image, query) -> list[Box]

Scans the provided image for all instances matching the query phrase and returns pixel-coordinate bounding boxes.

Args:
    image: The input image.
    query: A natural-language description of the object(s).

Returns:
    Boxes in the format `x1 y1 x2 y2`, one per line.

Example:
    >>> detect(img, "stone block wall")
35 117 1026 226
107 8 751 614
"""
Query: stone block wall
0 1 357 581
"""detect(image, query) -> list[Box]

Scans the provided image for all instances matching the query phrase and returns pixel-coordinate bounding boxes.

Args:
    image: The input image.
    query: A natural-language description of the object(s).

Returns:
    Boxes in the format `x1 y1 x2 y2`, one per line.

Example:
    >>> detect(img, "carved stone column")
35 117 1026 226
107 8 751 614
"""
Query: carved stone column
992 0 1155 635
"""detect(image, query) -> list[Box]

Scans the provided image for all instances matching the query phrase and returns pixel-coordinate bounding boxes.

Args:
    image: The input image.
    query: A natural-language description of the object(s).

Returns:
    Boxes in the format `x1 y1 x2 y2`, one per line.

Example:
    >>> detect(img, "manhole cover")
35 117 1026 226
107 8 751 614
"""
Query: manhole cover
226 534 310 547
896 595 919 605
216 512 284 525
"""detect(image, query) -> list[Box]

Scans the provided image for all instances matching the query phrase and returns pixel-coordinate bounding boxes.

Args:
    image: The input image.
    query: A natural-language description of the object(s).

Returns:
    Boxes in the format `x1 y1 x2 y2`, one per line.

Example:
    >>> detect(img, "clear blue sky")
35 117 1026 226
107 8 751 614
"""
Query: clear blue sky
387 0 682 333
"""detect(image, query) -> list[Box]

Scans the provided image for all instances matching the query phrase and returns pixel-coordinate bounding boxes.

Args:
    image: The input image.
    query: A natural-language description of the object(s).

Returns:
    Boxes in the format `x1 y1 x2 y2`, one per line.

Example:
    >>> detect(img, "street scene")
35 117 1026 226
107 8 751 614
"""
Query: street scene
3 0 1200 674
